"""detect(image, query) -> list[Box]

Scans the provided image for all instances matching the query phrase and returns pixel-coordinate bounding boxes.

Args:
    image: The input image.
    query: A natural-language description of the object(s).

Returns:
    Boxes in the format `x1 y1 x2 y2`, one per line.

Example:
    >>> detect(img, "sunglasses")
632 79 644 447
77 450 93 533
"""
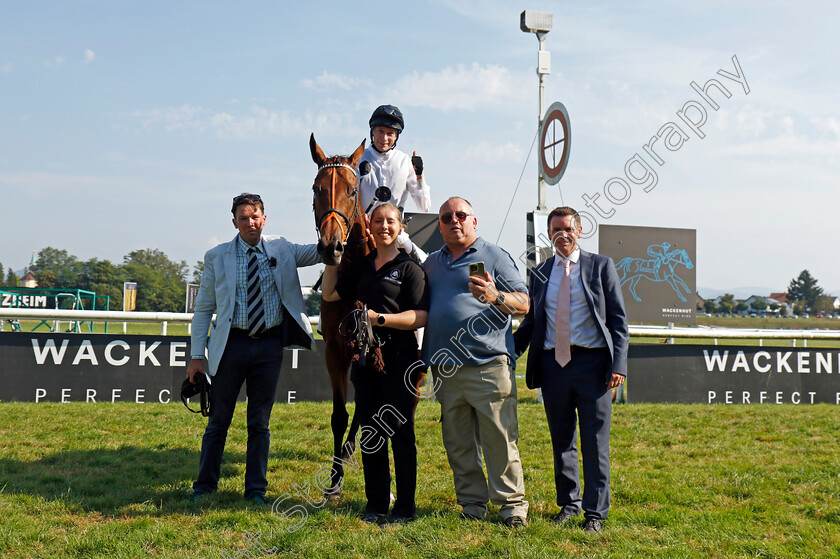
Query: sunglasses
233 194 261 204
439 211 473 225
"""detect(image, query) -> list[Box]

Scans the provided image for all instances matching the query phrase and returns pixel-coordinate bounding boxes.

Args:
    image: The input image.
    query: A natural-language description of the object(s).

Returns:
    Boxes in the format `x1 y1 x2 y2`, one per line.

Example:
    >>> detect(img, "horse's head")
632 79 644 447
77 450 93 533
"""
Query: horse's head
675 249 694 270
310 134 366 266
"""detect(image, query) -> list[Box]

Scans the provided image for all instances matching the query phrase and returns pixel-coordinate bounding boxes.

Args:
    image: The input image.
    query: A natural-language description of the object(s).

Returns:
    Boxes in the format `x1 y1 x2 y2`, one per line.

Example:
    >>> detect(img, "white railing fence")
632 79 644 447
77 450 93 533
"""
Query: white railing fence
1 309 840 346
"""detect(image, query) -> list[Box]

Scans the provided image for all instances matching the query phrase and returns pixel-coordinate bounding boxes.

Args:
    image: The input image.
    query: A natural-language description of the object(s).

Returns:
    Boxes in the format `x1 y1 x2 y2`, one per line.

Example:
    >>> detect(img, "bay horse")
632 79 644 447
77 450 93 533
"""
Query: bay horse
309 134 371 497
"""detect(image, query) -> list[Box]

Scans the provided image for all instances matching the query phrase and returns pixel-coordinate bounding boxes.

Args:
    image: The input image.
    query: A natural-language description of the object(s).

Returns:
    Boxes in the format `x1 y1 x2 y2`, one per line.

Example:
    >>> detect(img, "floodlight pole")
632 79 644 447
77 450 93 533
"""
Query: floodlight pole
536 31 549 211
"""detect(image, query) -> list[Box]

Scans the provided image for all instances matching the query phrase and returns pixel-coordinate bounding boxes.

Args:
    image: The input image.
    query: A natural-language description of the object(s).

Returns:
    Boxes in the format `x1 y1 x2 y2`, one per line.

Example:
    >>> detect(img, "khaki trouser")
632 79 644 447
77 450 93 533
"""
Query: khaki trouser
433 356 529 520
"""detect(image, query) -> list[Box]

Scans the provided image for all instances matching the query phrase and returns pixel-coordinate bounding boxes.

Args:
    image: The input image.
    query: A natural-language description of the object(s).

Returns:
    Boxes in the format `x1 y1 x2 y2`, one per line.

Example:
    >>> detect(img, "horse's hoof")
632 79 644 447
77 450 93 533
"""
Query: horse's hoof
324 486 342 501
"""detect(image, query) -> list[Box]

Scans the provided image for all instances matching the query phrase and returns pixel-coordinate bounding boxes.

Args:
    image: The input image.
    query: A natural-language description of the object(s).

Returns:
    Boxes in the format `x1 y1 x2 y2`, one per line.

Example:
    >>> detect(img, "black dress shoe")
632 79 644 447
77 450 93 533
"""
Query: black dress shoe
502 515 527 528
386 515 415 525
361 512 386 525
188 491 206 503
583 518 603 534
552 512 576 525
245 494 270 506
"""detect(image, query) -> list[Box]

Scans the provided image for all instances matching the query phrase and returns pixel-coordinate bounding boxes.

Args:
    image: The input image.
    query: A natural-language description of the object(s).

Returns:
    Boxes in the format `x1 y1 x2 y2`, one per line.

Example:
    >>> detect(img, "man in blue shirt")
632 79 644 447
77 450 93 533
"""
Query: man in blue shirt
513 206 628 534
422 196 530 527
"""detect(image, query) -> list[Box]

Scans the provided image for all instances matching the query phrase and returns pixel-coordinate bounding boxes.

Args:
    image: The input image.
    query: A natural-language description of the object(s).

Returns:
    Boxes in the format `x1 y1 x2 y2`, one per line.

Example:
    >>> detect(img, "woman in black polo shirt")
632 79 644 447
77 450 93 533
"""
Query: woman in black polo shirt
321 202 429 525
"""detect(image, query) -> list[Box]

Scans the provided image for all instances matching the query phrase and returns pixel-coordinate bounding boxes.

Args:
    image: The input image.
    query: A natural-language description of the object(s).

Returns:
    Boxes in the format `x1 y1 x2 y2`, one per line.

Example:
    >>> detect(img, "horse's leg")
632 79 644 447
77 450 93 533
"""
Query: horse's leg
324 338 351 498
320 300 353 498
629 276 642 302
674 275 691 295
665 274 688 302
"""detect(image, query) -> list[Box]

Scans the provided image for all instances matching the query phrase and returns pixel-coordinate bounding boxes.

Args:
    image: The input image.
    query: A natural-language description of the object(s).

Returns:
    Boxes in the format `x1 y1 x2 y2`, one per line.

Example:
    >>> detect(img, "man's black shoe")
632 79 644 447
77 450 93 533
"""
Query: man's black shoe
583 518 603 534
502 515 527 528
386 515 415 525
188 491 206 503
245 494 270 506
552 511 577 526
361 512 386 525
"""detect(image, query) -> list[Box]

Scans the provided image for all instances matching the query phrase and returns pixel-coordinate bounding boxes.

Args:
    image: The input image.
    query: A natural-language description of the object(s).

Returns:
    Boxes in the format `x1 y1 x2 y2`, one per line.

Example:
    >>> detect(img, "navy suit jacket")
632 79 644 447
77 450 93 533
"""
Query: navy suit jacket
513 250 629 389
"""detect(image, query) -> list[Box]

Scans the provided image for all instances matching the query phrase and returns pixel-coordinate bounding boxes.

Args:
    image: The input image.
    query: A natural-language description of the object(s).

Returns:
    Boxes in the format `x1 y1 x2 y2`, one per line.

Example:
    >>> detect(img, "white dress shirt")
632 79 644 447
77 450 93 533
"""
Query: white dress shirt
542 249 606 350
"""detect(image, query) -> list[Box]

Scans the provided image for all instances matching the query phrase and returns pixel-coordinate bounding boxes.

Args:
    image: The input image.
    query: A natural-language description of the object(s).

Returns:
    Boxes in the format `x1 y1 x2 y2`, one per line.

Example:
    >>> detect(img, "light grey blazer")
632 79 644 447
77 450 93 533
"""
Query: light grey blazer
190 234 321 376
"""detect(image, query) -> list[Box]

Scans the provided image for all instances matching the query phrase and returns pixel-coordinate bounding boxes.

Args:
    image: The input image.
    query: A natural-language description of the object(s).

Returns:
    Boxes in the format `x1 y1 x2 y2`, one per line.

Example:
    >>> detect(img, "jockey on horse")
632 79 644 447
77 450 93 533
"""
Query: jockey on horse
357 105 431 262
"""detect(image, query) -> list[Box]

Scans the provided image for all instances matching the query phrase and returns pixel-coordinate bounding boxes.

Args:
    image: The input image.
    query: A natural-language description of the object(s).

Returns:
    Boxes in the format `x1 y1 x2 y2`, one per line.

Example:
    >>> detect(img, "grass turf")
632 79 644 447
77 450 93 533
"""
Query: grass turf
1 398 839 558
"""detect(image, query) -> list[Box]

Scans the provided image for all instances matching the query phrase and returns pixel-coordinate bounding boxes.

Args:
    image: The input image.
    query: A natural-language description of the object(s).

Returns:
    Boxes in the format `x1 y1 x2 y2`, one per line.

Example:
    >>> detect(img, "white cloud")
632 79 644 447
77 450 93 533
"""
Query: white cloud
0 171 149 197
725 133 840 158
464 141 525 164
0 62 11 73
779 116 794 135
302 71 373 91
385 63 524 112
131 104 208 133
84 49 95 63
129 104 356 140
44 56 65 68
734 106 772 136
811 116 840 138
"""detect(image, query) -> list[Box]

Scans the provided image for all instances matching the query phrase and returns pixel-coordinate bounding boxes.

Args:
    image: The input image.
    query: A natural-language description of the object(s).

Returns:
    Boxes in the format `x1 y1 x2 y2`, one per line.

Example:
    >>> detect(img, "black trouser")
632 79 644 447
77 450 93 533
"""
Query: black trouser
193 326 284 498
351 348 420 517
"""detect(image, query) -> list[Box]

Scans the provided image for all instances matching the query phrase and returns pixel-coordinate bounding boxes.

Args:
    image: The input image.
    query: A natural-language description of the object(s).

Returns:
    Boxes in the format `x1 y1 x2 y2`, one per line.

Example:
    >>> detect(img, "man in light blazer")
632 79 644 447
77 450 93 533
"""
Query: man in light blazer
187 193 321 505
514 206 628 534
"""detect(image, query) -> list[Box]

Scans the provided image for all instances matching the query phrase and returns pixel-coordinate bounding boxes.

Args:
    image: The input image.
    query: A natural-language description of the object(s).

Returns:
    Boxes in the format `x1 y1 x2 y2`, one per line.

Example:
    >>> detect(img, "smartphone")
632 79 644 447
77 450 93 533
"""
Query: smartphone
468 261 486 278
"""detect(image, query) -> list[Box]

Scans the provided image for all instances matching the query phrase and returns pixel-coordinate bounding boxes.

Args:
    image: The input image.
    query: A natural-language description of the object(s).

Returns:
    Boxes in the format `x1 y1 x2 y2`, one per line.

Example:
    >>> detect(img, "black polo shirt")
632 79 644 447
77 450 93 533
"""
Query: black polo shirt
336 249 429 351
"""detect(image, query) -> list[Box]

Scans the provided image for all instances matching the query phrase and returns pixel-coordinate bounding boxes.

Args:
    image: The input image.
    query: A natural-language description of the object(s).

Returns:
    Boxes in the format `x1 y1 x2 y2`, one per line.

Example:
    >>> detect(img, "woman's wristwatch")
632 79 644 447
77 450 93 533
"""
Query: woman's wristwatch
377 314 386 326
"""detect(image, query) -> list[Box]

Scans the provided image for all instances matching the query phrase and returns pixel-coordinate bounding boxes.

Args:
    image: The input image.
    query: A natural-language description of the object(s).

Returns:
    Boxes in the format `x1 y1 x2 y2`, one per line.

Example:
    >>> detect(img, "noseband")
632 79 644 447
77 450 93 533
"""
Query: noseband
315 160 360 244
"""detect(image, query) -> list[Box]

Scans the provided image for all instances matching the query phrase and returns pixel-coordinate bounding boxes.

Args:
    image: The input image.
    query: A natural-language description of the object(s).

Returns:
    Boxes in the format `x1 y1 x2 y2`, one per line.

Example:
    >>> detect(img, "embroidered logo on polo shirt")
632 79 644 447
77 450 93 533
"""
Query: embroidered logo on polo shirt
384 269 402 285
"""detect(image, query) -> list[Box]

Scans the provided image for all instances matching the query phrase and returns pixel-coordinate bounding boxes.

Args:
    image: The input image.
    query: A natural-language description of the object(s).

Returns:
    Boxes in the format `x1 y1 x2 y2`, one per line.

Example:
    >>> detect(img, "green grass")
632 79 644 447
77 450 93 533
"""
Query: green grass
696 315 840 330
1 397 839 558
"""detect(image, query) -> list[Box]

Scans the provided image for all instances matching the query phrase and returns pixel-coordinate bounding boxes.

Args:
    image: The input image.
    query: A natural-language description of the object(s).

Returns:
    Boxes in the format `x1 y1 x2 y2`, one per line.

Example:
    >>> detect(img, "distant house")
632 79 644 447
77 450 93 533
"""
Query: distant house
768 292 789 304
743 295 783 315
19 270 37 288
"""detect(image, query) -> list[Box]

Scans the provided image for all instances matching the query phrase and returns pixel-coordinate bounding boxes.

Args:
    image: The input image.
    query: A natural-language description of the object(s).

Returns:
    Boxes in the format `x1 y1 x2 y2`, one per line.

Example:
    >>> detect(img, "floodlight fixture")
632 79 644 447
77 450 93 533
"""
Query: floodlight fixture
520 10 552 34
520 10 554 211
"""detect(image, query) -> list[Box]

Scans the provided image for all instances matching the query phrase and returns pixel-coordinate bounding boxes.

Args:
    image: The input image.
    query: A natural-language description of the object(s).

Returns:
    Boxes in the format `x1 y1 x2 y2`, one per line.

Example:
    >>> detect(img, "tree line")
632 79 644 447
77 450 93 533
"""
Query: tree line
0 248 203 313
699 270 835 316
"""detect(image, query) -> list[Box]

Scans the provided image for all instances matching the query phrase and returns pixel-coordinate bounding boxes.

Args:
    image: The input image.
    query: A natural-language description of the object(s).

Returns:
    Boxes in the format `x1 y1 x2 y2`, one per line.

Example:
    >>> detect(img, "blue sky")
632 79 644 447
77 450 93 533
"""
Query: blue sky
2 1 838 295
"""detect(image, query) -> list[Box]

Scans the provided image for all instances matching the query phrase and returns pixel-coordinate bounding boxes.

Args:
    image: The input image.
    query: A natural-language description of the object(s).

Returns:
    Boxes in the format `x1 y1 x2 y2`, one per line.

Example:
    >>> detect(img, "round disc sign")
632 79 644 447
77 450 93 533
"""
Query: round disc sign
539 101 571 185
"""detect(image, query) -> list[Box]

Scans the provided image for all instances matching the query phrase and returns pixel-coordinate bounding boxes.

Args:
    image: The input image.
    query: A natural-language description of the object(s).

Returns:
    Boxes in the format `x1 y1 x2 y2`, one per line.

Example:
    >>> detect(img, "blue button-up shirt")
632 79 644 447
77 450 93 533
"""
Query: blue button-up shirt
233 236 283 330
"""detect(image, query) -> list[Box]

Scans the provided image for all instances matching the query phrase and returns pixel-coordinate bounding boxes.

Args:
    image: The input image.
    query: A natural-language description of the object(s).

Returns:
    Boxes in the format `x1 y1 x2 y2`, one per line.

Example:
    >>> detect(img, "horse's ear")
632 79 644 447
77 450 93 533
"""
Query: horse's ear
349 139 366 167
310 133 327 165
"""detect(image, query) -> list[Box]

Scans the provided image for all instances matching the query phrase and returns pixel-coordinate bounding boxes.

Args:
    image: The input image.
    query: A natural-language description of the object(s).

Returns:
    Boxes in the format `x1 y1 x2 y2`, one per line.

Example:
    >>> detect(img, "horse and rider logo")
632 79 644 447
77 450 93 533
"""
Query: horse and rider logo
615 242 694 302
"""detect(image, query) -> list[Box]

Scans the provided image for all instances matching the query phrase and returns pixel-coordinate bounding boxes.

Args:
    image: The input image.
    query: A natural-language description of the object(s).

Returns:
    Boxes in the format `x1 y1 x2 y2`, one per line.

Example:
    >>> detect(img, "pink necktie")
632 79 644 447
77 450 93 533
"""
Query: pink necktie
554 259 571 367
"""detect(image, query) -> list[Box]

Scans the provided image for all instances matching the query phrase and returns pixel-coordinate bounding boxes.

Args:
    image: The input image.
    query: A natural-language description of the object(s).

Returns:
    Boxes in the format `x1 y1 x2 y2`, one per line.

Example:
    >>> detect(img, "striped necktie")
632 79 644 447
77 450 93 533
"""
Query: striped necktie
246 248 265 336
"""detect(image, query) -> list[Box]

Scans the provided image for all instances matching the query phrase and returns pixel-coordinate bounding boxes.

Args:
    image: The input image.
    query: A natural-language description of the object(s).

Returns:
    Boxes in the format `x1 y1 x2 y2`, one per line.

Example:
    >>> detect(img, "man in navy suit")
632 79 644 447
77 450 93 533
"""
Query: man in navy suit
186 193 321 505
514 206 628 533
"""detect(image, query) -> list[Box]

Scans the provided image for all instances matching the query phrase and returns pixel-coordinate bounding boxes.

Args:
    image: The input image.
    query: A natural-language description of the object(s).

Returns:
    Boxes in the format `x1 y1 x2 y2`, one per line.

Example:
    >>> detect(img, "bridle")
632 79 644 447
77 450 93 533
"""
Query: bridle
314 159 361 245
